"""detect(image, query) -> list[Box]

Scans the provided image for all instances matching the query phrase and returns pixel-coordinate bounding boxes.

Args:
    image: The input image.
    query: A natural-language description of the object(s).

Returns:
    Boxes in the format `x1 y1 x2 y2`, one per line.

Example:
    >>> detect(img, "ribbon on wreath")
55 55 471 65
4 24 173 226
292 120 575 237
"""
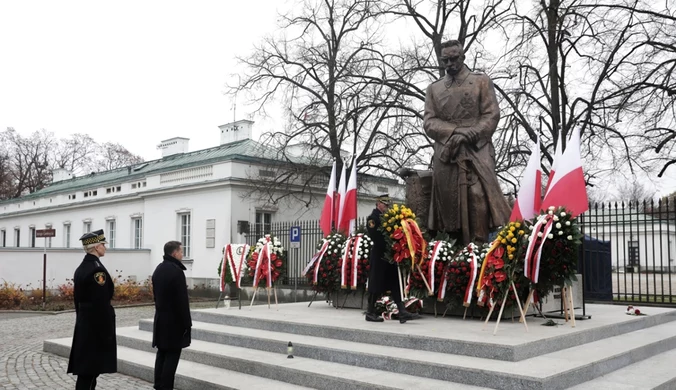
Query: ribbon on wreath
464 243 479 307
340 234 363 289
476 239 500 294
306 240 331 285
427 241 443 297
524 214 555 283
220 244 250 291
400 219 427 270
252 238 273 288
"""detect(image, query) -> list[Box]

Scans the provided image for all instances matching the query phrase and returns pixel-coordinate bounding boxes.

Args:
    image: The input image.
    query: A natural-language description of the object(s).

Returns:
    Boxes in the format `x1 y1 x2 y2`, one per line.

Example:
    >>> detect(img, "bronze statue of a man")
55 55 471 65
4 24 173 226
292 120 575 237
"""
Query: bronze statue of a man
423 40 510 245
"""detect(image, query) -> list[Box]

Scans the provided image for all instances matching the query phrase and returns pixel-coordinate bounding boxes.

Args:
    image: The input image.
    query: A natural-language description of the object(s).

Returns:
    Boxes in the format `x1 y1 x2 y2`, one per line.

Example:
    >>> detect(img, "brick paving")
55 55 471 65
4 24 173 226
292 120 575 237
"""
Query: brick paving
0 306 157 389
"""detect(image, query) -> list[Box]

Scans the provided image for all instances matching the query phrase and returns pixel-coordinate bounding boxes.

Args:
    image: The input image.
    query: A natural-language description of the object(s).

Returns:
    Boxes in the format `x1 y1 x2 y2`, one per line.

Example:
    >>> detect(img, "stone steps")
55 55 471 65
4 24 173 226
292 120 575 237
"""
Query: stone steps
114 327 488 390
137 318 676 390
568 348 676 390
43 303 676 389
43 338 311 390
189 305 676 361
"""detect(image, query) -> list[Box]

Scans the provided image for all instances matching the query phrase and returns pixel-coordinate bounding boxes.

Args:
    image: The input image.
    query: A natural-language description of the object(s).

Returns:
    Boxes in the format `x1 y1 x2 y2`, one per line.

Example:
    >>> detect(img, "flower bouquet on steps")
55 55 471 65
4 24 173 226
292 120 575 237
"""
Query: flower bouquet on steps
374 295 423 320
303 233 346 294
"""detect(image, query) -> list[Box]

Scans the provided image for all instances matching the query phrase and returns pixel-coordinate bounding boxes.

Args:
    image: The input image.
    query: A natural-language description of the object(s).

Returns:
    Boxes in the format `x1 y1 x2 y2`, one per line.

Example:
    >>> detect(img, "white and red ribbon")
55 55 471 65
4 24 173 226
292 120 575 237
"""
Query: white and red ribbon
220 244 250 291
253 238 273 288
464 243 478 307
351 234 362 289
524 214 555 283
340 236 353 288
427 241 444 296
308 240 331 285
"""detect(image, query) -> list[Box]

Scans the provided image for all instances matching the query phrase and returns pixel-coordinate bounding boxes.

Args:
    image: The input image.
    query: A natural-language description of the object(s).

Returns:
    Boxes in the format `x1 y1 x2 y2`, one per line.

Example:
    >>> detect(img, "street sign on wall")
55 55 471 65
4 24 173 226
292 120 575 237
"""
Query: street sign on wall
35 229 56 238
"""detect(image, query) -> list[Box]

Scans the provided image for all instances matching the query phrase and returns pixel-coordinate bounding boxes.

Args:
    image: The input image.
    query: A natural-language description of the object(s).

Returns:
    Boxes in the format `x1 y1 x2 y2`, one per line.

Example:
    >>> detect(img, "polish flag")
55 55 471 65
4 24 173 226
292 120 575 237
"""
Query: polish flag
335 161 348 234
544 128 563 195
338 159 358 234
510 139 542 221
541 127 589 217
319 161 336 236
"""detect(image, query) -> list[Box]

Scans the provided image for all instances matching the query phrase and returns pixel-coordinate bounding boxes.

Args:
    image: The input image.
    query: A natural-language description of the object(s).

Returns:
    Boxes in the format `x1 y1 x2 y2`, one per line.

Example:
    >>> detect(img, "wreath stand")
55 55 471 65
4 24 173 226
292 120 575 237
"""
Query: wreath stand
215 285 242 310
481 281 529 335
249 284 279 310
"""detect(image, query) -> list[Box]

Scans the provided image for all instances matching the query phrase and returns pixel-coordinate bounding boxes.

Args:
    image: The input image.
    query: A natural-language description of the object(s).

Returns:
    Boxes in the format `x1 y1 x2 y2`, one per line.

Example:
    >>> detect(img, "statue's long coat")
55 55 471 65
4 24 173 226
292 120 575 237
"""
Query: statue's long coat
423 65 511 243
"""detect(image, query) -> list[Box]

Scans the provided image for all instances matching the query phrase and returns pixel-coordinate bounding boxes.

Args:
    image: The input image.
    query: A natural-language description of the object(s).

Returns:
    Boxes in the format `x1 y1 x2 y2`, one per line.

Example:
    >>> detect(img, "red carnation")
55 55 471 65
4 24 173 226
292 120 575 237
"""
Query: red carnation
494 246 505 258
493 258 505 270
275 261 282 267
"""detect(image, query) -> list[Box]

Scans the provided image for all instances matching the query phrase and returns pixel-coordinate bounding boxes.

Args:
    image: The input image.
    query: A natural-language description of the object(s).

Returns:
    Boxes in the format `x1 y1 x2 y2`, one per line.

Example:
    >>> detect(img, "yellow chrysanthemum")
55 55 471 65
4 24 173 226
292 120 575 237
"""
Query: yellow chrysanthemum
382 222 387 227
386 227 392 232
508 254 514 260
509 226 516 232
518 230 524 235
394 225 399 230
515 222 521 228
511 238 517 244
501 239 507 244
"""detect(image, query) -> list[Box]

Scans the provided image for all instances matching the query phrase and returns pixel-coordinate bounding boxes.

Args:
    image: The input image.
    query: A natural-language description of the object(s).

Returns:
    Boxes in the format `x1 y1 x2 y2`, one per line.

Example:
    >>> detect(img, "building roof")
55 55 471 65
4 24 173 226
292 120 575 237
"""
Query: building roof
2 138 400 204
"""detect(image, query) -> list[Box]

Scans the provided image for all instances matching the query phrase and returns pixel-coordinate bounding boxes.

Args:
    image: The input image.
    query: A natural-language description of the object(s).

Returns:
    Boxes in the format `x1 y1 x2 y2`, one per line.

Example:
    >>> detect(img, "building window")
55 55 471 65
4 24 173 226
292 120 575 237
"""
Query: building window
29 227 35 248
108 220 116 249
206 219 215 248
64 224 71 248
46 225 52 248
259 169 275 178
255 212 272 238
132 218 143 249
83 221 91 234
377 185 388 193
14 228 20 247
1 230 5 247
178 213 191 258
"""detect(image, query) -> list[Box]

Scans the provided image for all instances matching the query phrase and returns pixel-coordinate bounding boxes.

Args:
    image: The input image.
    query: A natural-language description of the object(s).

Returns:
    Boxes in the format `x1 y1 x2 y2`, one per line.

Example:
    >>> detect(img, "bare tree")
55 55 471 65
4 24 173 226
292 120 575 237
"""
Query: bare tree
52 133 98 175
232 0 425 205
1 128 54 197
493 0 676 190
96 142 144 171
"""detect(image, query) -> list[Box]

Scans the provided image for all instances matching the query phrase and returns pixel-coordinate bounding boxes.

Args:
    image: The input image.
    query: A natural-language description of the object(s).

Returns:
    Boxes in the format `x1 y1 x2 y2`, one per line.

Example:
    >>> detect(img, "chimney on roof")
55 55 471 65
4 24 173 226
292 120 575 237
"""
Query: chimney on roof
52 168 73 183
219 120 253 145
157 137 189 157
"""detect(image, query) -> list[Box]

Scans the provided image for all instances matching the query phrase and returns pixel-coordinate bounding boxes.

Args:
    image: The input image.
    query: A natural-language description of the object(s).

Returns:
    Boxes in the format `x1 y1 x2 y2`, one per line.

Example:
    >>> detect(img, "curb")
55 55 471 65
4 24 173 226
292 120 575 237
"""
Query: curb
1 299 219 315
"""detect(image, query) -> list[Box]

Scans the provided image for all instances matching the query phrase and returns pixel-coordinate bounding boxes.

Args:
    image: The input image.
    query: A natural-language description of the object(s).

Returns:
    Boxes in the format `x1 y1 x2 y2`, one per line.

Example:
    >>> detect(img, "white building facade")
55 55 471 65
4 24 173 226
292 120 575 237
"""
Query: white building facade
0 120 404 288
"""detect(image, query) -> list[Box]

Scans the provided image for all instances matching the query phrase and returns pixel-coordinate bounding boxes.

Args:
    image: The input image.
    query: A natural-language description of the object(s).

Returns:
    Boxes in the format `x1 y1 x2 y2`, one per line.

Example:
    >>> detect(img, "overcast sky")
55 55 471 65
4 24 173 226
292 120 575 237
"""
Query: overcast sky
1 1 674 197
0 0 282 160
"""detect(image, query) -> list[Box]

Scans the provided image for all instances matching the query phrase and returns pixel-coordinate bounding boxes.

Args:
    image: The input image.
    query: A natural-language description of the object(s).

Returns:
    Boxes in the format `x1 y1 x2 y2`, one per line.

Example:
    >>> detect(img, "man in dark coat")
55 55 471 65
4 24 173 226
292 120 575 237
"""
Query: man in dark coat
152 240 192 390
68 229 117 390
365 195 420 323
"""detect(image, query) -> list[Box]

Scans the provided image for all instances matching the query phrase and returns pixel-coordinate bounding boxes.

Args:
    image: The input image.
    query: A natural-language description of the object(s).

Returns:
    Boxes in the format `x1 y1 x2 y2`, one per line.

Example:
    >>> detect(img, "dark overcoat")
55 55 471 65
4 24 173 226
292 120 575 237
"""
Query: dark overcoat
423 65 511 243
67 253 117 375
366 208 400 295
152 255 192 350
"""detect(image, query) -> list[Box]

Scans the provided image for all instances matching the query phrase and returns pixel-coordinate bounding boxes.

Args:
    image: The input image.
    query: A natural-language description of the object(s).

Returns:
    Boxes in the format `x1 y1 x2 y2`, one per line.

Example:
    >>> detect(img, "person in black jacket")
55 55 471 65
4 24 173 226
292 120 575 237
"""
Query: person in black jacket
365 195 420 323
67 229 117 390
152 241 192 390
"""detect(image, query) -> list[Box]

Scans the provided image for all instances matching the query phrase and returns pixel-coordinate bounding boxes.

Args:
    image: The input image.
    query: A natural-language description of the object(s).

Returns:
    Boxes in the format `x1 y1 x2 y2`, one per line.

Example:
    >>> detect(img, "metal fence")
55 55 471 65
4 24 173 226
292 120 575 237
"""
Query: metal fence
579 199 676 305
247 198 676 305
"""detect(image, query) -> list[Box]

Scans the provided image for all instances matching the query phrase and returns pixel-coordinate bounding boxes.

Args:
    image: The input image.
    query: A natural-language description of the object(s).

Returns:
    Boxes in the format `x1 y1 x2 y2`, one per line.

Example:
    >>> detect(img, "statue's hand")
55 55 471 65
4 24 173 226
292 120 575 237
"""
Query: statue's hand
455 127 479 143
440 134 465 162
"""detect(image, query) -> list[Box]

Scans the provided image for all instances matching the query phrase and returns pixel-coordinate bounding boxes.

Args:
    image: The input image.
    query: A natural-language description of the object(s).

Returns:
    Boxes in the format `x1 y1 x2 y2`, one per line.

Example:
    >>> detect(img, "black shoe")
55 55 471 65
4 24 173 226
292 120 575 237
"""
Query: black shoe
398 310 420 323
365 312 384 322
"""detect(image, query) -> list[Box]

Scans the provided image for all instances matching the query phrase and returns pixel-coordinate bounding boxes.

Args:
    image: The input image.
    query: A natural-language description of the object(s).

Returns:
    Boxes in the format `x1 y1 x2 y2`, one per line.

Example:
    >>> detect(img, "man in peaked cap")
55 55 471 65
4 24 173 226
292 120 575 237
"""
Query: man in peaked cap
68 229 117 389
365 194 420 323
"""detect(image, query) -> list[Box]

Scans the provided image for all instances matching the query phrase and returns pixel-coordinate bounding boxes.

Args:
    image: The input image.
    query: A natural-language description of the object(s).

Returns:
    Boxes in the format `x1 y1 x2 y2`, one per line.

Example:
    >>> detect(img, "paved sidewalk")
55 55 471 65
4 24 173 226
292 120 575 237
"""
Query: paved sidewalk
0 306 157 389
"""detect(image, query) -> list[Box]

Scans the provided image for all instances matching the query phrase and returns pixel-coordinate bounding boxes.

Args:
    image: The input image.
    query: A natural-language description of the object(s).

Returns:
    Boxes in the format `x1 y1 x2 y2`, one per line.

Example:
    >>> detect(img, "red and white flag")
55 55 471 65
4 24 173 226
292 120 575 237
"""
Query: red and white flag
510 138 542 222
541 127 589 217
338 158 358 234
335 161 347 234
544 128 563 195
319 161 337 236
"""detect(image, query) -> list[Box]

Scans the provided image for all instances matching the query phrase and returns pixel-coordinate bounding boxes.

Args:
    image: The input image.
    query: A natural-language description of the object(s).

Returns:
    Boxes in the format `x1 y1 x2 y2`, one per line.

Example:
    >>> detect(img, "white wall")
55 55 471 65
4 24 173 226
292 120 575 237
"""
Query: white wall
0 248 151 288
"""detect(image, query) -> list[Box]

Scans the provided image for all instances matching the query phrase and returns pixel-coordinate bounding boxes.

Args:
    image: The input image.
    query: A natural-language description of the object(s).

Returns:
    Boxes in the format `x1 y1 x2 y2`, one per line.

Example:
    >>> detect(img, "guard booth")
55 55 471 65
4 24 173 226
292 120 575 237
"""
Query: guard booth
579 235 613 302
